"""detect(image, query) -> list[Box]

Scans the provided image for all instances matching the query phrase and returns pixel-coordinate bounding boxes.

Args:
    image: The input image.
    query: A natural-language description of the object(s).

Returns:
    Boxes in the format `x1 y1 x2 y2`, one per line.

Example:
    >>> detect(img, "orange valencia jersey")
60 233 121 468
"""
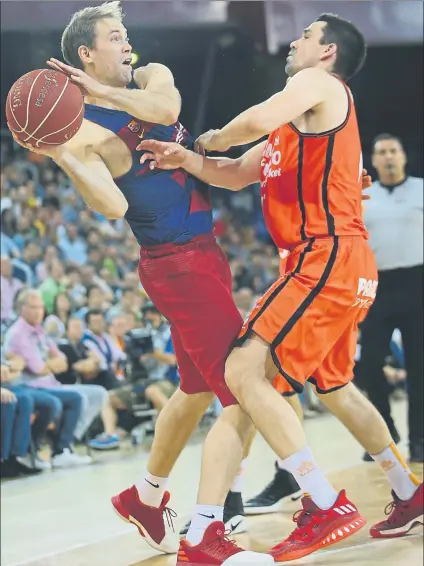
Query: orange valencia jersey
260 82 368 250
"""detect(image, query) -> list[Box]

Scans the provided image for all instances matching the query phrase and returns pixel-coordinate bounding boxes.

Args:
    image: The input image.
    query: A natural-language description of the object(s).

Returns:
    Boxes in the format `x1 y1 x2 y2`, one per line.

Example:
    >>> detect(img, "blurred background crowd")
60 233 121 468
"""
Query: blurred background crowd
1 0 422 479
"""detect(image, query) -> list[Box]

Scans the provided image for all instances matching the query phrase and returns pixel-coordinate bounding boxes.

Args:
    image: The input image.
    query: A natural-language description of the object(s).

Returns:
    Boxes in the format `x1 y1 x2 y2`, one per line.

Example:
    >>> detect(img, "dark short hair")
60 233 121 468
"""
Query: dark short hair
86 284 102 298
316 13 367 81
85 308 104 324
372 133 404 153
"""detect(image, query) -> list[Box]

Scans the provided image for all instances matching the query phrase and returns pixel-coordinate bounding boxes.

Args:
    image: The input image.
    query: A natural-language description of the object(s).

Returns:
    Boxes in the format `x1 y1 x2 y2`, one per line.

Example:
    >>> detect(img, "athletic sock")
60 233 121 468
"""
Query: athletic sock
186 505 224 545
279 446 338 509
137 472 168 508
371 442 420 501
231 458 248 493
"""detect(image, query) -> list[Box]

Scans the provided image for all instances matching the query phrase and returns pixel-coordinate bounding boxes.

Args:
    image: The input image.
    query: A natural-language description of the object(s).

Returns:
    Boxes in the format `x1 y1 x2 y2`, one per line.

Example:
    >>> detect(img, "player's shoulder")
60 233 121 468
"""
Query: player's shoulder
133 63 175 88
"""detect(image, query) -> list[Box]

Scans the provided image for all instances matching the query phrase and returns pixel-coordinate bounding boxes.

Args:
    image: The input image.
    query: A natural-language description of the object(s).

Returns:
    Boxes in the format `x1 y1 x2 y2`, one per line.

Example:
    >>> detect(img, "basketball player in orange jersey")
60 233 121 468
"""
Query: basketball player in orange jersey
139 13 423 561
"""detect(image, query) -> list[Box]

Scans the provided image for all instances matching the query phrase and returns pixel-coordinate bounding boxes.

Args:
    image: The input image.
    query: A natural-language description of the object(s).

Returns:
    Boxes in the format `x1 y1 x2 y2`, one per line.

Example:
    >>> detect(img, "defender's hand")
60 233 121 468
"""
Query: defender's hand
361 168 372 200
195 129 230 152
137 140 189 170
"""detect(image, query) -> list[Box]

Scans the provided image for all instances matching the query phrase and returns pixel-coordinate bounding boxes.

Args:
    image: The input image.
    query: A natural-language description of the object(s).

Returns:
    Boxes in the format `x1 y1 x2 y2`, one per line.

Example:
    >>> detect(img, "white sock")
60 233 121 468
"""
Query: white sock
186 505 223 546
280 446 338 510
137 472 168 508
371 442 420 501
231 458 248 493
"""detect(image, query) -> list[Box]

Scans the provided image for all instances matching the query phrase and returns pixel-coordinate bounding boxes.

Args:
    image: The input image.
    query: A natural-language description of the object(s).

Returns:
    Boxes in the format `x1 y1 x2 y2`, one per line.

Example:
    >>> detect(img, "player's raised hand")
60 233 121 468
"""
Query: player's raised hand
195 129 230 152
46 58 108 98
361 168 372 200
137 140 189 170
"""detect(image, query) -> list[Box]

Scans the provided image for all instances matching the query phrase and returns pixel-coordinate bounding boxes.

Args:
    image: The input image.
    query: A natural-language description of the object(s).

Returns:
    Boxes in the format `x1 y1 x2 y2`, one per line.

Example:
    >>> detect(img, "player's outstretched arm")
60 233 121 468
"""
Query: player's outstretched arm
138 140 265 191
196 68 331 151
47 59 181 126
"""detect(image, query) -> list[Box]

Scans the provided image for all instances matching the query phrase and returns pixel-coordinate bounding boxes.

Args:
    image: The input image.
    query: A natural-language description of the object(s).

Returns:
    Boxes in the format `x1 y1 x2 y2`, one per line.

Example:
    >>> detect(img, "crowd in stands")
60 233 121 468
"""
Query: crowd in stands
0 138 406 479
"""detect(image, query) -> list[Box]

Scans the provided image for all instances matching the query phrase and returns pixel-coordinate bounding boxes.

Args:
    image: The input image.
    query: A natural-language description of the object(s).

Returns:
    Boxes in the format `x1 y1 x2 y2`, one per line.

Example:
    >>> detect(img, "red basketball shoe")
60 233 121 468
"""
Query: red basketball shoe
111 485 178 554
370 483 423 538
177 522 274 565
269 490 366 562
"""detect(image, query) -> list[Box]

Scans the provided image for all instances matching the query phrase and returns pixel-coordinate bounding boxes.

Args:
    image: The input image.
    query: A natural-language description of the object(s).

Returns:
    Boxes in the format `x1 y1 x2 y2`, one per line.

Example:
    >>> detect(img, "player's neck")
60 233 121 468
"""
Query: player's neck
378 172 407 187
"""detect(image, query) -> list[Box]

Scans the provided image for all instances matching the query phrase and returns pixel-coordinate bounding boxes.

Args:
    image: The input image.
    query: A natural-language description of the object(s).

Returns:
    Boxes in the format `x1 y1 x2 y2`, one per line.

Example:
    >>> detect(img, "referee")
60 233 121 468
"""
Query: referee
360 133 423 463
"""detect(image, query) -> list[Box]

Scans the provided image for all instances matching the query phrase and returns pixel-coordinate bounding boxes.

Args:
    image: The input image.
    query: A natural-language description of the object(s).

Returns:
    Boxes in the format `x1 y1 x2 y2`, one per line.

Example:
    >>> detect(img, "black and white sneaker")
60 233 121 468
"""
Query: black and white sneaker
244 464 302 515
179 490 246 538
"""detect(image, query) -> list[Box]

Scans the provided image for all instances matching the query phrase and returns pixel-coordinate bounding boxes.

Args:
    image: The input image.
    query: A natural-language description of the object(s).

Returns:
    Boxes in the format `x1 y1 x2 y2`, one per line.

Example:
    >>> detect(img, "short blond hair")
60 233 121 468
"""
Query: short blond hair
61 1 124 69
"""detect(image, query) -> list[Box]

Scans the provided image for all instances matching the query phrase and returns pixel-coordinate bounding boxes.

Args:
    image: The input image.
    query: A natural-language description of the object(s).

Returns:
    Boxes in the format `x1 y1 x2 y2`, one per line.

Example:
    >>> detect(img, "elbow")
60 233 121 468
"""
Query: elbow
101 198 128 220
161 107 180 126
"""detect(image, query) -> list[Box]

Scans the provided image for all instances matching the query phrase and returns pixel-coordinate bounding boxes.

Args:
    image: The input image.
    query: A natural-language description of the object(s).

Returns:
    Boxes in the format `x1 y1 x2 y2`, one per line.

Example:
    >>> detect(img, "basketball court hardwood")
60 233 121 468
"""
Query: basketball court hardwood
2 400 422 566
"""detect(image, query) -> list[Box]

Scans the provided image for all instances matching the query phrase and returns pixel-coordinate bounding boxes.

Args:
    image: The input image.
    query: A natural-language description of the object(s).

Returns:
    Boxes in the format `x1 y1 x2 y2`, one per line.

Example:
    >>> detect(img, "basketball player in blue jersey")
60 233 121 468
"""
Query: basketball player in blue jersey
11 2 275 565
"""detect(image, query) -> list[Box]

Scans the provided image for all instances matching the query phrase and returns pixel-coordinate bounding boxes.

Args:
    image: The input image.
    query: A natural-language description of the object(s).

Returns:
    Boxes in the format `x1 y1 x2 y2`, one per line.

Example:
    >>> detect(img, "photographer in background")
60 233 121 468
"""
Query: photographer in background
361 134 423 462
81 309 125 390
108 303 177 428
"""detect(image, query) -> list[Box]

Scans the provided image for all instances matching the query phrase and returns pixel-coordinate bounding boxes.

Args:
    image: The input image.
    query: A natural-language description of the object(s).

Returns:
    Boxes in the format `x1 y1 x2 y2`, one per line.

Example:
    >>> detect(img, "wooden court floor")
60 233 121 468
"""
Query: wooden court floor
2 399 423 566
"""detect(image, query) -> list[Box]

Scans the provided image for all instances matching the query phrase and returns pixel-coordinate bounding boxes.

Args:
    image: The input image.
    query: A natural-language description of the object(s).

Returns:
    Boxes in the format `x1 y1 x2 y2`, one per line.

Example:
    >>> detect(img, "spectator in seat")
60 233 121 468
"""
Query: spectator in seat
1 256 24 325
38 258 67 314
140 303 178 410
58 317 120 450
75 284 106 320
44 291 74 342
1 365 41 478
81 309 125 390
57 223 88 265
3 289 93 468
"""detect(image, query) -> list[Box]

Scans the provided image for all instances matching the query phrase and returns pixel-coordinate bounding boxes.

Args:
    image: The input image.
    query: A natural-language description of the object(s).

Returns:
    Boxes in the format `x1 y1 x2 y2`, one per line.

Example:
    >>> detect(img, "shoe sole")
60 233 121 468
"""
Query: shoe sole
88 444 120 451
370 514 424 538
271 514 366 562
111 496 178 554
179 515 247 539
244 491 303 516
177 556 274 566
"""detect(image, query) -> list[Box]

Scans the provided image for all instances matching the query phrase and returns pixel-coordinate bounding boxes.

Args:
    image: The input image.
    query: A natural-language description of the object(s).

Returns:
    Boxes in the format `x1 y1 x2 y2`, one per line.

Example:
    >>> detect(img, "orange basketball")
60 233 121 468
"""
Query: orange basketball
6 69 84 148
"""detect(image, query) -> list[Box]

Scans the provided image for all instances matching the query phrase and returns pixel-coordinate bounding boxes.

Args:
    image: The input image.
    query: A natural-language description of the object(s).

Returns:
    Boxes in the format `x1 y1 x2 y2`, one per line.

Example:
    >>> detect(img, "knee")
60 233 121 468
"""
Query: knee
45 396 63 422
224 352 252 400
68 391 84 412
16 392 34 416
144 384 158 400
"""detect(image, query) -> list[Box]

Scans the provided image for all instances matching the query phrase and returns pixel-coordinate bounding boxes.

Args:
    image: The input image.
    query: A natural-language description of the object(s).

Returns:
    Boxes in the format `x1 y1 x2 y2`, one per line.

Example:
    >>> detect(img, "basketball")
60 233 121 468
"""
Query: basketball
6 69 84 148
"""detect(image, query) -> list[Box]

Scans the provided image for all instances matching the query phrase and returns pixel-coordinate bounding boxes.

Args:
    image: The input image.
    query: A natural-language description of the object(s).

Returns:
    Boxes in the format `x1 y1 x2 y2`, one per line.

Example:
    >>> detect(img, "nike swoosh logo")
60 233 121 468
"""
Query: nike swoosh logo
230 520 242 532
198 513 215 520
145 479 160 488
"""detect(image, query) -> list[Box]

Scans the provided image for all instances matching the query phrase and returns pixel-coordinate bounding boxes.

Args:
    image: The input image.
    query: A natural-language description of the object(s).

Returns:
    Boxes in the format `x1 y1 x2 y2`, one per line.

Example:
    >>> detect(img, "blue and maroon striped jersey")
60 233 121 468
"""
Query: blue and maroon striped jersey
83 103 213 247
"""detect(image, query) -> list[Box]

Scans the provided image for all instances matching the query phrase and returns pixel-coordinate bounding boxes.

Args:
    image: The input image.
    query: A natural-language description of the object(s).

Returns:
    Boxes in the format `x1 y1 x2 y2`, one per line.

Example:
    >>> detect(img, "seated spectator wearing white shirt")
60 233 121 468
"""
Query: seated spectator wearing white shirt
81 309 125 390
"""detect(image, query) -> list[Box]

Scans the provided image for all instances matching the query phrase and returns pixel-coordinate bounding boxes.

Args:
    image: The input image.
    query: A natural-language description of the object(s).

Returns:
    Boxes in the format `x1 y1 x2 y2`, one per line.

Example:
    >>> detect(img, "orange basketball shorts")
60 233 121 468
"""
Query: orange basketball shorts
237 236 378 394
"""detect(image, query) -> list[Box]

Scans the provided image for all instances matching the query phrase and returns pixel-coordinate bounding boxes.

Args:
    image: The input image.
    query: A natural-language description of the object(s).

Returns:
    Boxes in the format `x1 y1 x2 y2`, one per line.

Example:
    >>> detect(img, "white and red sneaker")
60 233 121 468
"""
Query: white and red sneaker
178 522 274 565
269 490 366 562
370 483 424 538
111 485 178 554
